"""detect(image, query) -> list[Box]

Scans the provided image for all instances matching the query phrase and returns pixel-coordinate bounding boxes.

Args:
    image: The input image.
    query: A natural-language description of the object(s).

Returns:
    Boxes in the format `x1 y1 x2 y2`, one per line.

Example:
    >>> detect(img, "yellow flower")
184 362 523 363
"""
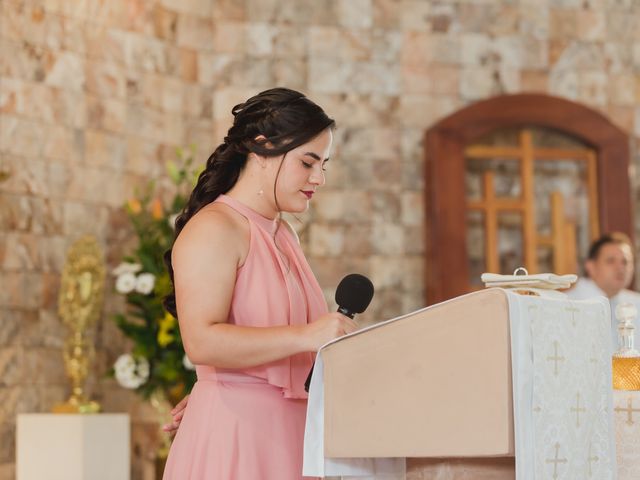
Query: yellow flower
157 312 176 347
150 198 163 220
127 198 142 214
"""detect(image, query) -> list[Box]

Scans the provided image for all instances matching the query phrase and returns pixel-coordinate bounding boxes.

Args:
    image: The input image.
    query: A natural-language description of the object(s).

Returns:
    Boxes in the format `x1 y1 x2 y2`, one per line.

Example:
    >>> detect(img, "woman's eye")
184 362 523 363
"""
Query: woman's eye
302 161 313 168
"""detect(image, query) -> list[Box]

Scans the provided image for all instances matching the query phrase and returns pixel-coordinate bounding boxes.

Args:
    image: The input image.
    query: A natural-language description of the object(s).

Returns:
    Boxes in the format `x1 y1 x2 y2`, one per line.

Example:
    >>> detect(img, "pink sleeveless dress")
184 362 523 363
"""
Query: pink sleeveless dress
163 195 327 480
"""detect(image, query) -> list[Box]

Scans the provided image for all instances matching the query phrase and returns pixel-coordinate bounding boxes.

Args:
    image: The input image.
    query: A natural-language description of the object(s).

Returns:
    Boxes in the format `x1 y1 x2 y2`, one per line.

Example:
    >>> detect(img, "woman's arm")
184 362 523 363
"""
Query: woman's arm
173 207 356 369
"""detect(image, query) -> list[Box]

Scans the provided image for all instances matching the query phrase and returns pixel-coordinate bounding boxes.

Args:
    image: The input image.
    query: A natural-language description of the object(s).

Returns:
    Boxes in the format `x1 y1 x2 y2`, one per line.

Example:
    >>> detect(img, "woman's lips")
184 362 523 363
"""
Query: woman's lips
301 191 314 199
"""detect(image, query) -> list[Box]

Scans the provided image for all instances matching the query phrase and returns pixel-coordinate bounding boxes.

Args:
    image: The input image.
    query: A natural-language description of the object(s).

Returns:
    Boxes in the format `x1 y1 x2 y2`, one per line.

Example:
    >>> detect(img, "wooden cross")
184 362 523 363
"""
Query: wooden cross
587 443 599 477
614 396 640 426
571 392 586 427
546 341 565 376
565 305 579 327
546 442 567 479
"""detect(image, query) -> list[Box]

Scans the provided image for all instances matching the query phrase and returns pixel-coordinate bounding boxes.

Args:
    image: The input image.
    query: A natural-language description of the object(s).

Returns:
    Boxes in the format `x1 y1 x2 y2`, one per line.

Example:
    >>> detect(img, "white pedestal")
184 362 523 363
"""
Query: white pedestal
613 390 640 480
16 413 130 480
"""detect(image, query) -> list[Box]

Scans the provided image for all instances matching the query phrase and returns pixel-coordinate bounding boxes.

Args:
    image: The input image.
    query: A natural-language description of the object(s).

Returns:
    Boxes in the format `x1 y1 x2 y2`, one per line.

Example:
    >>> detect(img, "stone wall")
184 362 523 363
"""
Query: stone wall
1 0 639 478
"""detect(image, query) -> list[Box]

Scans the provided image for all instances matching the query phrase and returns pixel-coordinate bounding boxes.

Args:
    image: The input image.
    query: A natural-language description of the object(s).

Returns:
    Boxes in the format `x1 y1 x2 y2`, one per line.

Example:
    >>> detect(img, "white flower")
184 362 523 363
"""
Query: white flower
114 354 150 389
135 273 156 295
182 354 196 371
115 272 137 294
168 213 179 230
112 262 142 276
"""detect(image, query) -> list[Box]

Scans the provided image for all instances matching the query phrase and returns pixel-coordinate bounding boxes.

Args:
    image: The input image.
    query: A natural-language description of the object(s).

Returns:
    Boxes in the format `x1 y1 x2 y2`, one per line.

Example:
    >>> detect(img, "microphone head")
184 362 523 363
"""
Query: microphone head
335 273 374 316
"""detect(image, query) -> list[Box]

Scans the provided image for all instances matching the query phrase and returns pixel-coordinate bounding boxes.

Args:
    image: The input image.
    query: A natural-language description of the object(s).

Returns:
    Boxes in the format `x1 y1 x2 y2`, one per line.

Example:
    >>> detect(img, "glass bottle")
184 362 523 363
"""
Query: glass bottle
612 303 640 391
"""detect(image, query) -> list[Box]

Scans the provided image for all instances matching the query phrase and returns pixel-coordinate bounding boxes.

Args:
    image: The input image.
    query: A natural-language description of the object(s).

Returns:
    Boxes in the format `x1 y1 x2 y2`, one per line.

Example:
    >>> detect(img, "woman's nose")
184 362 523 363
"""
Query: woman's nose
309 167 325 186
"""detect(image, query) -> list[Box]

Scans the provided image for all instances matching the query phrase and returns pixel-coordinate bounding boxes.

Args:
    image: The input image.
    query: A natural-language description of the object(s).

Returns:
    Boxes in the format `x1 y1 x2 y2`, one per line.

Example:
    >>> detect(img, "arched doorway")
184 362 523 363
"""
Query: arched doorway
425 94 632 304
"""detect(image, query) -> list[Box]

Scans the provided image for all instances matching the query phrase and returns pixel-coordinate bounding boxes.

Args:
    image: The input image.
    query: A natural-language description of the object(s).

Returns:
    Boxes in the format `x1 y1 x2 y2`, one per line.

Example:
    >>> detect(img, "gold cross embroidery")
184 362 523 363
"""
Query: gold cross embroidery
565 305 579 327
546 442 567 479
546 341 565 376
571 392 586 428
587 443 599 477
614 396 640 426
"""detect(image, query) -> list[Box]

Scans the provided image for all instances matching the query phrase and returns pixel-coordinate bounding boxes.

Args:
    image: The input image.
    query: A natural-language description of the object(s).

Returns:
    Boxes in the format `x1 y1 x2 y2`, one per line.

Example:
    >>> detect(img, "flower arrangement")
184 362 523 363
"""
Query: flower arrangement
111 146 201 404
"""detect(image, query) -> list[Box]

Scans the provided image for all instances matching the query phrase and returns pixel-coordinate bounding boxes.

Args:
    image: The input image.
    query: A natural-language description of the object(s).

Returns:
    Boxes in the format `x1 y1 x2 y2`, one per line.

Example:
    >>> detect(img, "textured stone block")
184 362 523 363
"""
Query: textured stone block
272 58 307 90
246 23 278 58
579 70 608 107
372 222 404 254
371 190 401 222
160 0 211 17
0 422 15 464
399 94 457 128
123 32 171 74
577 9 606 41
87 96 126 133
549 8 578 40
1 116 45 158
521 70 549 92
0 347 24 387
372 0 401 28
607 106 634 132
399 0 432 31
401 191 423 227
313 190 349 222
608 74 636 106
45 51 85 91
0 310 22 347
519 5 549 40
85 60 127 99
42 125 84 163
2 233 39 271
370 255 404 289
336 0 373 29
176 13 214 50
309 224 346 256
153 4 178 41
404 226 425 255
62 201 110 237
23 348 66 385
343 224 373 256
212 21 246 54
211 0 246 22
309 26 370 61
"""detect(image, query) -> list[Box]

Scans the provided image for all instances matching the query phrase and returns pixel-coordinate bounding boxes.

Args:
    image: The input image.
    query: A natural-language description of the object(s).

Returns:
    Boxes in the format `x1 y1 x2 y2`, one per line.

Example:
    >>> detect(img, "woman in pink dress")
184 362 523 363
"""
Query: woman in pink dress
161 88 357 480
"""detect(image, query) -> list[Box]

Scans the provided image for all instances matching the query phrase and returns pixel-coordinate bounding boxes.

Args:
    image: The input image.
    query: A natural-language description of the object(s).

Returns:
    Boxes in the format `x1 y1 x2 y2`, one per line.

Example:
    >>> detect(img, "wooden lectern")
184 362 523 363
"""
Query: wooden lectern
320 289 515 478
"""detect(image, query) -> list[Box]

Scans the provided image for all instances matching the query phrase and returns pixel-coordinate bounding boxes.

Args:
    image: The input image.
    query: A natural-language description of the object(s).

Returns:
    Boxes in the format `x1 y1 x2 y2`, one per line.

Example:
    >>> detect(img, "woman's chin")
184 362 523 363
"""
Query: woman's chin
283 200 309 214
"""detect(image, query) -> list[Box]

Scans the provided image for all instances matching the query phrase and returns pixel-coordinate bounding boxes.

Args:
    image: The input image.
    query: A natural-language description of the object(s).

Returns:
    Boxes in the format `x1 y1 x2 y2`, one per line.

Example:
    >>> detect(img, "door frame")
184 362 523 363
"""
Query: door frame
424 93 632 304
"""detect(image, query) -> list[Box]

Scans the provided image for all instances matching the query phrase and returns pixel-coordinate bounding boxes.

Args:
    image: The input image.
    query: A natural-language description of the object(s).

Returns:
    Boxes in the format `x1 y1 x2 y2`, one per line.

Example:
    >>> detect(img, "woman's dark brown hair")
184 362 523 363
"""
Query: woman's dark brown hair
163 88 335 317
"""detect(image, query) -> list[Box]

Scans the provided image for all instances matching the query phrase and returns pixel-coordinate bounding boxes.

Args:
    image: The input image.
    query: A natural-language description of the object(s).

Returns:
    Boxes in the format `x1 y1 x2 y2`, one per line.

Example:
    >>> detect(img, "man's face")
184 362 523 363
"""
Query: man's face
585 242 635 297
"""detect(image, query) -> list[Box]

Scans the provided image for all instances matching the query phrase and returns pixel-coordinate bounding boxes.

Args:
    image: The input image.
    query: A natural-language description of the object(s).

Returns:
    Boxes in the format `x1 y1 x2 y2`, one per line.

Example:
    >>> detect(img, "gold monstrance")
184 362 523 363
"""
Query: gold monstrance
53 236 105 413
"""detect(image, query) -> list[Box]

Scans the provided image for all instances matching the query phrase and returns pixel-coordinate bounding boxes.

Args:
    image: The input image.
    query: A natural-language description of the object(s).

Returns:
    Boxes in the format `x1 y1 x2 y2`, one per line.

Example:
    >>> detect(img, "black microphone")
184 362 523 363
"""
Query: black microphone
304 274 374 392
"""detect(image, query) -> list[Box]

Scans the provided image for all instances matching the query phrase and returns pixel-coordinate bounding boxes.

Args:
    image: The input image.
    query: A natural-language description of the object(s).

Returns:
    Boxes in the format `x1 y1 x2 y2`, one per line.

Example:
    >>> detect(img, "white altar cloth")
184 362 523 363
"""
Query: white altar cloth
303 289 616 479
508 292 616 479
613 389 640 479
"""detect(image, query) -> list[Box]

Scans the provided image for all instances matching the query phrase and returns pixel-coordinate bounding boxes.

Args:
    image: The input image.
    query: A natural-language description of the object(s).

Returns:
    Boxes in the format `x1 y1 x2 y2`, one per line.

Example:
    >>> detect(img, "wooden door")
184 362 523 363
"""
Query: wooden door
425 94 632 304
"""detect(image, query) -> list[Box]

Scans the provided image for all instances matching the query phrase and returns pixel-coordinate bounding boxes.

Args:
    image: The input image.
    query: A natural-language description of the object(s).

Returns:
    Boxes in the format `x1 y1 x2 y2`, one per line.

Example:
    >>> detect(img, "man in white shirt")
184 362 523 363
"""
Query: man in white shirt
567 232 640 351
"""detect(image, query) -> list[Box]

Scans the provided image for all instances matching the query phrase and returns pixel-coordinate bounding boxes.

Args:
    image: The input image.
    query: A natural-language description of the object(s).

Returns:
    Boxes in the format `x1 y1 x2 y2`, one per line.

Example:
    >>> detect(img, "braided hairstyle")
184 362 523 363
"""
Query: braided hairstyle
163 88 335 317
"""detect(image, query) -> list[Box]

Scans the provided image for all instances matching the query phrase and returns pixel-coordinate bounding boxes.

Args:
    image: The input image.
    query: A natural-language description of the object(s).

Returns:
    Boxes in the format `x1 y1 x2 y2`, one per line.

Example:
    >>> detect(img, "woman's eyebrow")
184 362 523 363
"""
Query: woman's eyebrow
303 152 330 162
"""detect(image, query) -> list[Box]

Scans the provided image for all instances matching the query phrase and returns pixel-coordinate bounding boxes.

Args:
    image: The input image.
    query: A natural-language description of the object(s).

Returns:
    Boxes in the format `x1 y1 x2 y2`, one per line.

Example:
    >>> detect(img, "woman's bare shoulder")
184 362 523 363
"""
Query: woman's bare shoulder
173 202 249 262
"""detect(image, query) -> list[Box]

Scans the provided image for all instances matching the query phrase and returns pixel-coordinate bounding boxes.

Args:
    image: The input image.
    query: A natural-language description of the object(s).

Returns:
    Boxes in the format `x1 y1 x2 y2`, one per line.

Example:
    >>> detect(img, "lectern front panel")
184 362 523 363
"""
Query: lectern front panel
322 289 514 458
